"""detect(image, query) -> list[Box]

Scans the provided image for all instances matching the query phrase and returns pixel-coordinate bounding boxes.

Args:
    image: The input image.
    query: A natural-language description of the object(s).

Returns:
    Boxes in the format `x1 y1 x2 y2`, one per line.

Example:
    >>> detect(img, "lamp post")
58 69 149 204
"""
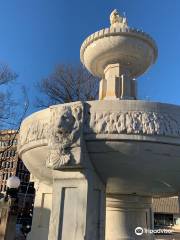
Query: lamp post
7 176 20 189
0 176 21 240
6 176 20 201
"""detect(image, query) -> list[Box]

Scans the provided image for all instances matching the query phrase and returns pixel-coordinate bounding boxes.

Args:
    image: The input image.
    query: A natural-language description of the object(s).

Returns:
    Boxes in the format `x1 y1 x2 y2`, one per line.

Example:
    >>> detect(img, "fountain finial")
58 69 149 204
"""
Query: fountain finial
110 9 128 28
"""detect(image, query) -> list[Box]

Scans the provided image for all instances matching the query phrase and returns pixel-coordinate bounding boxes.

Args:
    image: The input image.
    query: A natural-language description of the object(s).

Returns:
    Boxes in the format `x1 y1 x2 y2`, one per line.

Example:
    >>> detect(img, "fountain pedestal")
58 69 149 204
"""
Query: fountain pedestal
48 170 105 240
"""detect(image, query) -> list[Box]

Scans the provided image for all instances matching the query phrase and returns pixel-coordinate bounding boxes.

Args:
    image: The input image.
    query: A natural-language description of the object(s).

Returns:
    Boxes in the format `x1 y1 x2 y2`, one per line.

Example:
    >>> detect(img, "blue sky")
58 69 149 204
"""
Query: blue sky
0 0 180 116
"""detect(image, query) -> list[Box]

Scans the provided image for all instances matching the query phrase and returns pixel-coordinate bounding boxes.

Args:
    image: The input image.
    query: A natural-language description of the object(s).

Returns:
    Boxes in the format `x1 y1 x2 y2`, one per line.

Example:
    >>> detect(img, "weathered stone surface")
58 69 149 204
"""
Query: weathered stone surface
18 108 50 148
106 195 153 240
85 111 180 137
18 101 180 153
46 102 84 170
18 119 48 146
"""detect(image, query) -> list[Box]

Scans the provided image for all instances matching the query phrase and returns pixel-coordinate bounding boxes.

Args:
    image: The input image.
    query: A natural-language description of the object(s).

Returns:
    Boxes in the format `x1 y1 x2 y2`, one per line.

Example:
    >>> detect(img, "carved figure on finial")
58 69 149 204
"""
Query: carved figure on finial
110 9 128 28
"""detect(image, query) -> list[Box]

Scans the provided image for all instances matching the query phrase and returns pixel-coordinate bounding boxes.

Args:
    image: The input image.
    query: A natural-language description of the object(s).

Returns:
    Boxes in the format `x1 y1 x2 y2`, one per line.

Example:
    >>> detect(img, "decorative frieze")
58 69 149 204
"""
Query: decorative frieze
18 106 180 152
85 111 180 137
18 120 48 147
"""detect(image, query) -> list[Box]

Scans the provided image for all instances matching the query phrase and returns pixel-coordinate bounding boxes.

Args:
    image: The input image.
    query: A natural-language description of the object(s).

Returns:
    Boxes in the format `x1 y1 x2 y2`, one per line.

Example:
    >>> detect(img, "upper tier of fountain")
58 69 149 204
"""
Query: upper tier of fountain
80 9 158 100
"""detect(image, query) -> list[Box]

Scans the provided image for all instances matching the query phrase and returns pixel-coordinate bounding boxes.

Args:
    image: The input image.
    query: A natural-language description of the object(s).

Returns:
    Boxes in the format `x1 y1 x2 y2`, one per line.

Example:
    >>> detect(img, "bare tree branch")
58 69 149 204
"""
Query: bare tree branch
35 64 99 108
0 63 18 128
0 63 17 85
0 86 29 154
0 63 29 128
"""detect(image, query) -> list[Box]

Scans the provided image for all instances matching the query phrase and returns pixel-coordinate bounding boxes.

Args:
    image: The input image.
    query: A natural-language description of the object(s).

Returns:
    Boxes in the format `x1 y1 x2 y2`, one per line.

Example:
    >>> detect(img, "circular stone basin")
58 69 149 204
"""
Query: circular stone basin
80 28 158 78
18 100 180 196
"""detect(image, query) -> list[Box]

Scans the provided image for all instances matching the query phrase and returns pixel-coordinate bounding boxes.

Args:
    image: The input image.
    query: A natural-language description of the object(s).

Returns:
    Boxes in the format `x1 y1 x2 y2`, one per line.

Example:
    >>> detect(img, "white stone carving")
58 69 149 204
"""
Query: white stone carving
18 108 180 153
46 102 84 169
110 9 128 28
85 111 180 137
18 120 48 147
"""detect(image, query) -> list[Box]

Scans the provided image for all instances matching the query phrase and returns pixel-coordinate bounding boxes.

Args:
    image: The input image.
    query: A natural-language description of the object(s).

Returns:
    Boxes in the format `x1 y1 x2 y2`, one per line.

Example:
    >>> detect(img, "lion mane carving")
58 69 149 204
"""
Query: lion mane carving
47 102 84 170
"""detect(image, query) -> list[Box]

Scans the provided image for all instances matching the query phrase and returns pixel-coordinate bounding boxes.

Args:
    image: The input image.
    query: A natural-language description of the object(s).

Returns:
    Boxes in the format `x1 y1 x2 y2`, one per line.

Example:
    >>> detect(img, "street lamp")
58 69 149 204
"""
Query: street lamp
5 176 20 201
0 176 21 239
7 176 20 189
0 176 20 203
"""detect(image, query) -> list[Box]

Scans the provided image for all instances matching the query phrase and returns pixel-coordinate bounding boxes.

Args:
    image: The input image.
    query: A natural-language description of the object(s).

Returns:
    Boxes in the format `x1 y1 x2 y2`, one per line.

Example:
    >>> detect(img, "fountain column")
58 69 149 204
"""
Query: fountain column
99 63 137 100
106 195 153 240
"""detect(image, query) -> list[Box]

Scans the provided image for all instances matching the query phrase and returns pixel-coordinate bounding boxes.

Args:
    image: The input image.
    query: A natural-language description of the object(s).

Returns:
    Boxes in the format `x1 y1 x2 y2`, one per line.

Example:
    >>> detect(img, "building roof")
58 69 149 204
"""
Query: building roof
152 197 179 214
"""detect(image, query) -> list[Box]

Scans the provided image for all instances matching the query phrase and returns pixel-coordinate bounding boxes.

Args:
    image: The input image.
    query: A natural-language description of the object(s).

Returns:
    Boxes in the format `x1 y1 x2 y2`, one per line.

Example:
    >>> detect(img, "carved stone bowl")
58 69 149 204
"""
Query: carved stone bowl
80 28 158 78
18 100 180 196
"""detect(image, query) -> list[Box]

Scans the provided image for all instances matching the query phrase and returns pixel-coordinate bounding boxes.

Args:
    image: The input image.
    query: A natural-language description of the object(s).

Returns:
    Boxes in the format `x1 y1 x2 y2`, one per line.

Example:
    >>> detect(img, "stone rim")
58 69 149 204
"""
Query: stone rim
80 27 158 67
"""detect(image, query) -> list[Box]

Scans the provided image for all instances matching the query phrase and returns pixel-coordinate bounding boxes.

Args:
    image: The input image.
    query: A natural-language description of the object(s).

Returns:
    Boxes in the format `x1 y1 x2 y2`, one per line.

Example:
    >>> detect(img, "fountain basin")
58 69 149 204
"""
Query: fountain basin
80 28 158 78
18 100 180 196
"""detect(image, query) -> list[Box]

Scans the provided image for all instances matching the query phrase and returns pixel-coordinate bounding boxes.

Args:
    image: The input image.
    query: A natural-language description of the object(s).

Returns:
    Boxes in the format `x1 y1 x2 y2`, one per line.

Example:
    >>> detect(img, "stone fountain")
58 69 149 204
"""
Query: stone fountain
18 10 180 240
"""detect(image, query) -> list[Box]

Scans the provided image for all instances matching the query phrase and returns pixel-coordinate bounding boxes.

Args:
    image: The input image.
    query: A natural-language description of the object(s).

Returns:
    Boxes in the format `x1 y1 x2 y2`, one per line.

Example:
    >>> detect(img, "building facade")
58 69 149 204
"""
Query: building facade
153 197 180 239
0 130 18 192
0 130 35 239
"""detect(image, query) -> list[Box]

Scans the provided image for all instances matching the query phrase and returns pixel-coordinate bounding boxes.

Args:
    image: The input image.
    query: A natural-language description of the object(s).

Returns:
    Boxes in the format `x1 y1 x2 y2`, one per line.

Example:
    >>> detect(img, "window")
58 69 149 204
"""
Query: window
6 162 10 168
154 213 174 228
4 151 7 158
10 150 16 157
